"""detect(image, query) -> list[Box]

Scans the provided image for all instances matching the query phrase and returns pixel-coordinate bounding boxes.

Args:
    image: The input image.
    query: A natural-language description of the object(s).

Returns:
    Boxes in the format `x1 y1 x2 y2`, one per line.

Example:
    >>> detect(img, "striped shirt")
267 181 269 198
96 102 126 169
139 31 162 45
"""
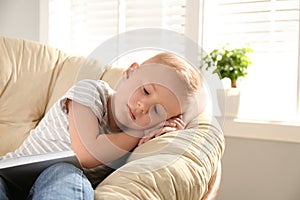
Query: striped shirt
1 79 122 184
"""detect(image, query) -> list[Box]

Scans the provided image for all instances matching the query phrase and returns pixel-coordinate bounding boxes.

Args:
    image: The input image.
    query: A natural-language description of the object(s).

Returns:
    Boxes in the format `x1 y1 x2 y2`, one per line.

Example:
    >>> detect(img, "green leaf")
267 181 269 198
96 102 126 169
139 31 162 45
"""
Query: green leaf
200 45 253 85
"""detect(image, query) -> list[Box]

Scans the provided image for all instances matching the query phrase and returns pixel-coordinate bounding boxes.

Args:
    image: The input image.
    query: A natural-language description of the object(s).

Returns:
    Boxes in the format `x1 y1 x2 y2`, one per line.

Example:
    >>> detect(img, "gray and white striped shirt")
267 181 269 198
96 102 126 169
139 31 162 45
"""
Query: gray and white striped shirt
1 79 121 183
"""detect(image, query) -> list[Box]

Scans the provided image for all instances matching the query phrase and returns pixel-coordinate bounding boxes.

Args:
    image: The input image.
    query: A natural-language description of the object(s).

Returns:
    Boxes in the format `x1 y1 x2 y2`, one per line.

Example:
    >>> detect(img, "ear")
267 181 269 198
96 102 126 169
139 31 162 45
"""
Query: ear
123 62 139 79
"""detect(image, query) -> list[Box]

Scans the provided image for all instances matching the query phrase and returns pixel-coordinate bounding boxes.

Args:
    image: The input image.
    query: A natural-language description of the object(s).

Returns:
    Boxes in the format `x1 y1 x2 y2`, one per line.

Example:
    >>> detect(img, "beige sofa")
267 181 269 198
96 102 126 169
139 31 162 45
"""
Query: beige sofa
0 37 225 199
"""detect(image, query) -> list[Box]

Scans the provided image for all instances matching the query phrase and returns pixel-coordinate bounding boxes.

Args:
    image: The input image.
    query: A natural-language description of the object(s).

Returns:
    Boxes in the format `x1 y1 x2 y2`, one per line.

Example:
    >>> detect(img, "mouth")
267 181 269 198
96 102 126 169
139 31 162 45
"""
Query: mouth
127 104 136 120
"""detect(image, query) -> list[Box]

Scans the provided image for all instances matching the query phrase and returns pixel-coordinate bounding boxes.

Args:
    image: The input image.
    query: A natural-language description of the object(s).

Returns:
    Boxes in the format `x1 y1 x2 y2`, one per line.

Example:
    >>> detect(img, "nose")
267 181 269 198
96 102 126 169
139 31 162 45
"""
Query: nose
136 101 148 114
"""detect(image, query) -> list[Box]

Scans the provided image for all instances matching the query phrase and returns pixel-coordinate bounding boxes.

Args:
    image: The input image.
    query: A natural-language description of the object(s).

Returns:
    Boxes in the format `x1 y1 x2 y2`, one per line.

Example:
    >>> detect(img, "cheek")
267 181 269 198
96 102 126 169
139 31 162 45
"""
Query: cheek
136 112 166 129
135 116 151 128
128 89 141 105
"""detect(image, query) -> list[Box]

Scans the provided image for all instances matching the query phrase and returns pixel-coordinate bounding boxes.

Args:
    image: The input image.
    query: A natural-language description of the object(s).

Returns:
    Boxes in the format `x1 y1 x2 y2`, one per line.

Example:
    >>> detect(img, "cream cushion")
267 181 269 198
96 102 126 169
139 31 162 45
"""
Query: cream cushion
0 37 225 200
0 37 112 155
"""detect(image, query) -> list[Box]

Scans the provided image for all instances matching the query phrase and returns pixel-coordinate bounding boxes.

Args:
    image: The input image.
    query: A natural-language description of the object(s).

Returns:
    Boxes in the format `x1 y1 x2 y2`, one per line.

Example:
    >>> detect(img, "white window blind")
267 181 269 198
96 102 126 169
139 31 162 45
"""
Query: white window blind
203 0 300 121
125 0 186 33
48 0 189 56
70 0 119 54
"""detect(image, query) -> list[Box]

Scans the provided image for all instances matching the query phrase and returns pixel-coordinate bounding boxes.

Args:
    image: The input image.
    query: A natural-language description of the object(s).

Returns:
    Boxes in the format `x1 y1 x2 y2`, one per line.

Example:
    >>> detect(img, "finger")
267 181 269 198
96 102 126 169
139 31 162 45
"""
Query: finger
173 118 185 129
138 137 149 146
155 126 177 137
166 121 176 127
165 118 178 127
176 114 183 119
138 139 144 146
170 114 182 120
166 117 185 129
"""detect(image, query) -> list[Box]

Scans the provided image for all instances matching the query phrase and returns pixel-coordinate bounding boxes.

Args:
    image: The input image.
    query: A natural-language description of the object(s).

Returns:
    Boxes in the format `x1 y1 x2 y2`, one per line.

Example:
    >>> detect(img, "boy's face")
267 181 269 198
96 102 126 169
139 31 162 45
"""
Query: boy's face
112 64 185 130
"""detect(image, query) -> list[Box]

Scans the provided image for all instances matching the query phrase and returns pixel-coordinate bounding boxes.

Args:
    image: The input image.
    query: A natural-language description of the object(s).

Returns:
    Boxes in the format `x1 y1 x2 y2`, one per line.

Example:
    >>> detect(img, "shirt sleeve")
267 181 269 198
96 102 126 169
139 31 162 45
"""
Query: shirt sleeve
60 79 110 121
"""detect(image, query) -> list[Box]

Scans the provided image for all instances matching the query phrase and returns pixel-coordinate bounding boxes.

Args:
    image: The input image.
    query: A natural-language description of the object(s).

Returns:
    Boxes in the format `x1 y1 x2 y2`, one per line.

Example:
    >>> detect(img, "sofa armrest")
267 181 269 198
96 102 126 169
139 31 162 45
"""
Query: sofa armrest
94 117 225 200
202 161 222 200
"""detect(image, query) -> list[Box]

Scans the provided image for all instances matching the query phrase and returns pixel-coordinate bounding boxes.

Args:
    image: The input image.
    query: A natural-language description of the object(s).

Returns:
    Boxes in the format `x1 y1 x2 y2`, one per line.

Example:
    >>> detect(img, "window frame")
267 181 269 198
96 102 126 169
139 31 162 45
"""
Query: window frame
297 17 300 120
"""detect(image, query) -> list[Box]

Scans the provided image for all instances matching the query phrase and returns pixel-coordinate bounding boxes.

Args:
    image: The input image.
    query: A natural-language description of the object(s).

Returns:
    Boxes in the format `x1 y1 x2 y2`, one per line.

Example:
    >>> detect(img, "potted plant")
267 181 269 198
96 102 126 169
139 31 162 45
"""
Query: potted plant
202 46 253 88
201 46 253 117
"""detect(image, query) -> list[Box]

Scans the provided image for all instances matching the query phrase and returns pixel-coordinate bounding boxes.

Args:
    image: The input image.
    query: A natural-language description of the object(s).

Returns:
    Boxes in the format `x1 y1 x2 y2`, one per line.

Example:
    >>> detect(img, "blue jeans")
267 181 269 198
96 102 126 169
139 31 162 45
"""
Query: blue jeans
0 162 94 200
0 175 9 200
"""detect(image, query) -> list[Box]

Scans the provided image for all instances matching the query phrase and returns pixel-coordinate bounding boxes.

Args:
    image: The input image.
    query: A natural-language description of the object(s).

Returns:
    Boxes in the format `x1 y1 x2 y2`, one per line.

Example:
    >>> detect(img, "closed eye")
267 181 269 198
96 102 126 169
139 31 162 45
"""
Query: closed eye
153 104 165 116
153 105 158 114
143 87 150 95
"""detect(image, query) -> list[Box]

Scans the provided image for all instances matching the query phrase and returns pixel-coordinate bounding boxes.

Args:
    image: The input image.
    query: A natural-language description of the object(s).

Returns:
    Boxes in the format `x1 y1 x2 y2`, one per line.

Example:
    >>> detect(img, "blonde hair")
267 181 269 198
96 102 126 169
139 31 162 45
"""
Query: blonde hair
142 52 201 93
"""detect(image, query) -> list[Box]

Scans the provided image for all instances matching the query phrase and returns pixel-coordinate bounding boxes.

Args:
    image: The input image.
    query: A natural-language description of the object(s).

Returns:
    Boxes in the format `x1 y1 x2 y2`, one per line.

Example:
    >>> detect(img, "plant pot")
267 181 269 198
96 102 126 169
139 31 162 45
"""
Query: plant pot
217 88 240 118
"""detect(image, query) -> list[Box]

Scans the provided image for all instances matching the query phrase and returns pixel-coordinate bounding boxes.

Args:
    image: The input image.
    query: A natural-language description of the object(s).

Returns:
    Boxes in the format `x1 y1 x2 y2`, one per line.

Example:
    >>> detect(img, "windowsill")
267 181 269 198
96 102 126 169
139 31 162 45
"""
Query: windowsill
221 117 300 143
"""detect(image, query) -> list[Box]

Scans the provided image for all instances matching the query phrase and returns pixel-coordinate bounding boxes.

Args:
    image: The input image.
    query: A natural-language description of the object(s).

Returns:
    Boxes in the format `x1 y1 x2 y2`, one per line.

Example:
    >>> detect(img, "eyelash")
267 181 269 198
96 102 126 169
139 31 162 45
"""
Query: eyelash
153 105 158 114
143 87 150 95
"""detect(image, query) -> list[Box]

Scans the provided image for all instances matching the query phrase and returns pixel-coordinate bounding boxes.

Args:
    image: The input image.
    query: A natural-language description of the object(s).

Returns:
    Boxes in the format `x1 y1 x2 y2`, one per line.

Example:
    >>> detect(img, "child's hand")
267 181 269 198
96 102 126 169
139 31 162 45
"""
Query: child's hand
138 114 185 146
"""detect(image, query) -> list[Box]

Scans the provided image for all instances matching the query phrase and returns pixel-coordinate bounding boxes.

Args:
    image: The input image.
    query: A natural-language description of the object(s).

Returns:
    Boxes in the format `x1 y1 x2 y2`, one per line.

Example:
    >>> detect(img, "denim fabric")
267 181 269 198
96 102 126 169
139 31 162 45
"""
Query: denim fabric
0 176 9 200
28 162 94 200
0 162 93 200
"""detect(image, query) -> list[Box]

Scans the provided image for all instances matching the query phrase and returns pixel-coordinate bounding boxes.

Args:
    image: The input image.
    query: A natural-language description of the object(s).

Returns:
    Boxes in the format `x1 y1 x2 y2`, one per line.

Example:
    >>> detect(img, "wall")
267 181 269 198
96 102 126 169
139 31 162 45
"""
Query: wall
218 136 300 200
0 0 40 41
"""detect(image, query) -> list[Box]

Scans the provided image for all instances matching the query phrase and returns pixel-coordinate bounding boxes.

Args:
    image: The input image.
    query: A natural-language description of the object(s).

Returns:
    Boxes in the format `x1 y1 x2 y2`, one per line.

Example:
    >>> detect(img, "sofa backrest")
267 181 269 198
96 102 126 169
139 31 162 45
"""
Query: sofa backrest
0 37 107 155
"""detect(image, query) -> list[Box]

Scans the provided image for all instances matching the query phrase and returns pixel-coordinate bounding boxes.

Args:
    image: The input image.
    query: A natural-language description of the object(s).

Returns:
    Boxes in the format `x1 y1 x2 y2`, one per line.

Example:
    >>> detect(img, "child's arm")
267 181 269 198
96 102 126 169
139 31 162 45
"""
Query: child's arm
68 100 143 169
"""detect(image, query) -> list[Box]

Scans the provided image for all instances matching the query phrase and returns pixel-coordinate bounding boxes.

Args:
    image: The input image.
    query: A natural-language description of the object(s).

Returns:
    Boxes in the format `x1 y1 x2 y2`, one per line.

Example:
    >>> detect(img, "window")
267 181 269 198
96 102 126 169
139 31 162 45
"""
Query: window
49 0 119 55
202 0 300 122
48 0 199 56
